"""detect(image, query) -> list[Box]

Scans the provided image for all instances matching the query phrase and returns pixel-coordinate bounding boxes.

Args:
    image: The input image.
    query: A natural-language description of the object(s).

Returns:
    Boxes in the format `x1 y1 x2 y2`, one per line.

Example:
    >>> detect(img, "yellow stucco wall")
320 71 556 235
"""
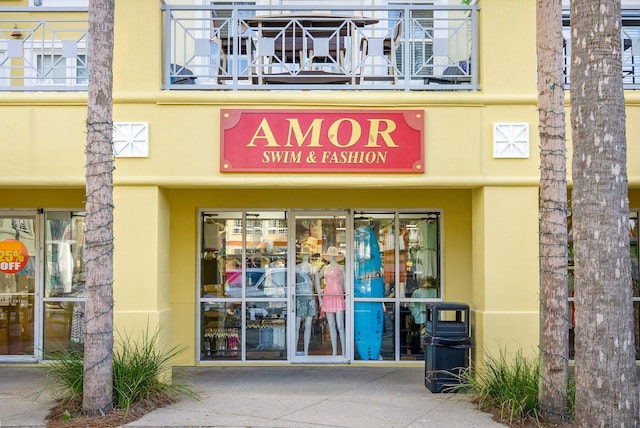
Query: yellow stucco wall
472 186 540 363
0 101 539 187
0 0 639 367
164 188 475 364
112 187 172 346
0 189 85 208
478 0 537 96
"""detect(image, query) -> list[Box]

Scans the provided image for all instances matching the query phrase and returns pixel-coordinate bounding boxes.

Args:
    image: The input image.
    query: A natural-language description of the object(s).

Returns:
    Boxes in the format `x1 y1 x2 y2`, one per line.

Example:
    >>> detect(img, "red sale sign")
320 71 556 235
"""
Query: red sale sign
0 239 29 274
220 109 424 173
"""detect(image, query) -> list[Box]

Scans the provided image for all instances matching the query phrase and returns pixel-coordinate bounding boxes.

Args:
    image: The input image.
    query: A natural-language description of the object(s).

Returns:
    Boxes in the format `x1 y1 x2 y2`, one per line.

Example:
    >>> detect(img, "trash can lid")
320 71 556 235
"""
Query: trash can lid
426 302 469 311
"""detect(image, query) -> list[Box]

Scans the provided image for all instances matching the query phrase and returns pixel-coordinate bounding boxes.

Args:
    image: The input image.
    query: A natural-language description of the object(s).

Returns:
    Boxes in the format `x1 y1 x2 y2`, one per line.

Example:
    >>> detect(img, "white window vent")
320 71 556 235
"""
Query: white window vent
493 123 529 159
113 122 149 158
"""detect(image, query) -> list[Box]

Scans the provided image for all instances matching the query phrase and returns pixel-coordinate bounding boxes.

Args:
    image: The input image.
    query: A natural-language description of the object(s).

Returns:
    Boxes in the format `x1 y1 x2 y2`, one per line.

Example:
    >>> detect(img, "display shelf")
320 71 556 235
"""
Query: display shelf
246 318 286 352
202 327 239 358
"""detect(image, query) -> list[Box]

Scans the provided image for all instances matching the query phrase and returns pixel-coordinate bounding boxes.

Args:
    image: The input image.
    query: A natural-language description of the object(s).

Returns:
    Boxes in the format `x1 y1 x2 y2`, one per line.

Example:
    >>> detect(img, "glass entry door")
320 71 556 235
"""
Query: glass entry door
0 214 36 361
290 212 350 363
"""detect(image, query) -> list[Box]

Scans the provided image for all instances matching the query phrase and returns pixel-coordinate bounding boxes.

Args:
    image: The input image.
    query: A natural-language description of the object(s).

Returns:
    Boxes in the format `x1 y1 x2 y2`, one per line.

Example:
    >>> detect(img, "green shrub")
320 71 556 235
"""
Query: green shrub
454 348 541 425
112 329 198 409
40 348 85 403
567 369 575 417
40 328 198 411
452 348 576 425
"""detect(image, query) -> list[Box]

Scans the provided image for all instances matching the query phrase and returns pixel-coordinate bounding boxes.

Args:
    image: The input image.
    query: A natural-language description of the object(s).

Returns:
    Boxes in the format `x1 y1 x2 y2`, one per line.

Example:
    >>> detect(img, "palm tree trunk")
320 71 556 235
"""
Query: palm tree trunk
570 0 638 425
536 0 569 422
82 0 115 414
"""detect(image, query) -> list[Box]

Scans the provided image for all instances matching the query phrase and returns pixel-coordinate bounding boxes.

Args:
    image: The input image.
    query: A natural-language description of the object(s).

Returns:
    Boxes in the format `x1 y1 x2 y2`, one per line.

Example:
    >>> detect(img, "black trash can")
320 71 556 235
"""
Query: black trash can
423 302 471 393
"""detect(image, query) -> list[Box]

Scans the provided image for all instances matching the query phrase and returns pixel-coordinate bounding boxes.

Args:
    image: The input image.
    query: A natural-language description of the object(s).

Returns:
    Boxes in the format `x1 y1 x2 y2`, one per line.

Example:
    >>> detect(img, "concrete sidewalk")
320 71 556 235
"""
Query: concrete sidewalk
0 364 505 427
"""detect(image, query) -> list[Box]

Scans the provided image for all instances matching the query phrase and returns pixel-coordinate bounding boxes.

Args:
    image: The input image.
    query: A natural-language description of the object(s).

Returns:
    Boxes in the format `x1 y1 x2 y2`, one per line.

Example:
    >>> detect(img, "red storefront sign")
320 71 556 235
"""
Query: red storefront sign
220 109 424 172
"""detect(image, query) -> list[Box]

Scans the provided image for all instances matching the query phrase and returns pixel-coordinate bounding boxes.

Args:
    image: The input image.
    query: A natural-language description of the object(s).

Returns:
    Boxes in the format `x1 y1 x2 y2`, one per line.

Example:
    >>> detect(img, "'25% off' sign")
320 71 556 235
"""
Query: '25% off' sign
0 239 29 274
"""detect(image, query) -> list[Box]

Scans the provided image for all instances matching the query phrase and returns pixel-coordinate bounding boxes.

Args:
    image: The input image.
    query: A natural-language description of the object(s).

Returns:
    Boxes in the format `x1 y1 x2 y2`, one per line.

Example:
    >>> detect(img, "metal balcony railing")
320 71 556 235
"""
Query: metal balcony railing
0 7 88 91
3 4 638 93
563 8 640 90
162 2 479 91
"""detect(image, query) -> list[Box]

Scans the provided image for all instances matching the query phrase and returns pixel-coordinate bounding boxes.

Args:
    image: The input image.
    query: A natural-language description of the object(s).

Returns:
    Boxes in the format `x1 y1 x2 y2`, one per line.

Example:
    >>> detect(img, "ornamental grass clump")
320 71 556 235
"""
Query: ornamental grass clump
40 328 198 412
454 348 541 425
40 348 84 404
112 328 198 410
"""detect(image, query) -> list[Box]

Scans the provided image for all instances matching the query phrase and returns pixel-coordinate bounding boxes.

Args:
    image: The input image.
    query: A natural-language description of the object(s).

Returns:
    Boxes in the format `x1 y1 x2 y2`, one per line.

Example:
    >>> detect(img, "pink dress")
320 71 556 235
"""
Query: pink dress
321 265 346 313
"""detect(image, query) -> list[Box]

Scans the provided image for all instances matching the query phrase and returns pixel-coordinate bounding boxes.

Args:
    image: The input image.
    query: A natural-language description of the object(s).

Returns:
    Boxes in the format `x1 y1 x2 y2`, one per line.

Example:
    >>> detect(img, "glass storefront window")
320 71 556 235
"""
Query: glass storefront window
379 302 396 360
201 212 241 299
353 212 441 361
43 211 85 358
400 213 441 299
246 301 287 361
1 210 86 360
43 300 84 356
0 216 36 357
201 211 241 361
201 301 241 360
200 211 291 361
244 211 288 361
294 215 347 359
44 211 85 298
198 209 442 363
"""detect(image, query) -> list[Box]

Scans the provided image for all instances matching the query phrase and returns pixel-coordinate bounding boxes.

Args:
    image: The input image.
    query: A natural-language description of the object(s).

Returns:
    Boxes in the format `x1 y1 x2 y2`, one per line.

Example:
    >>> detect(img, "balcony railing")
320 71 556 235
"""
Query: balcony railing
0 7 88 91
2 4 637 92
162 3 479 91
563 8 640 90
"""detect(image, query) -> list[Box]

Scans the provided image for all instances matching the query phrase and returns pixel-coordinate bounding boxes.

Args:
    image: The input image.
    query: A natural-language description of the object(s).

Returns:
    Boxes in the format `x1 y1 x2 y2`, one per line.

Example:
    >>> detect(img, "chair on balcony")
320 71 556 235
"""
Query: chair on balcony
169 64 196 85
304 35 347 72
211 11 254 83
253 36 349 84
251 35 298 82
358 14 402 83
424 60 472 85
259 35 305 67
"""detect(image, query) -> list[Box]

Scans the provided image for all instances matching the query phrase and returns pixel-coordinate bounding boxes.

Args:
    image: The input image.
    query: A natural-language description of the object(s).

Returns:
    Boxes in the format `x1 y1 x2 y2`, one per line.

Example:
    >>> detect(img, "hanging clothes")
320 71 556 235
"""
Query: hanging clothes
383 227 408 284
203 221 223 250
418 221 438 279
383 227 395 283
57 242 73 293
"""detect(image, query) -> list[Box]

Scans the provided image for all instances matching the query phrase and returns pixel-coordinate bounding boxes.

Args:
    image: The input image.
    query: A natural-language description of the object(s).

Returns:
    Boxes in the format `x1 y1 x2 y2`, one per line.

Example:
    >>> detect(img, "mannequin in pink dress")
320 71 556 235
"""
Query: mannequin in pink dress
319 246 346 356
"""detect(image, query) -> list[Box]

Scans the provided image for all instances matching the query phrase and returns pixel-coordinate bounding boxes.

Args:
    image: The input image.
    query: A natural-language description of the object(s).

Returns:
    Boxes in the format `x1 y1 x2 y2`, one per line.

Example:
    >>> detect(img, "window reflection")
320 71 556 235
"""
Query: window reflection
246 301 287 361
401 215 440 299
43 211 86 358
45 212 85 298
201 301 241 360
379 302 396 360
353 212 441 362
43 300 84 358
199 210 442 362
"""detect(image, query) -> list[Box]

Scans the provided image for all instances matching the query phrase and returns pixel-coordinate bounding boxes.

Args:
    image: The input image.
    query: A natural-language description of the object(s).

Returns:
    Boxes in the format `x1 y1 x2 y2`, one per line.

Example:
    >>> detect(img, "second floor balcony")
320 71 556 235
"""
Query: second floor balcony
0 6 88 91
1 2 639 92
163 2 479 91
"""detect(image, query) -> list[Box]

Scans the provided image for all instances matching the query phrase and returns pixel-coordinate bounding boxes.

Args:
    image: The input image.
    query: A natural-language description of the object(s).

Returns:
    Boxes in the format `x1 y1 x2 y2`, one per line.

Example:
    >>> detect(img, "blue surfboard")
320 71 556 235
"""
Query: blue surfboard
354 225 384 360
